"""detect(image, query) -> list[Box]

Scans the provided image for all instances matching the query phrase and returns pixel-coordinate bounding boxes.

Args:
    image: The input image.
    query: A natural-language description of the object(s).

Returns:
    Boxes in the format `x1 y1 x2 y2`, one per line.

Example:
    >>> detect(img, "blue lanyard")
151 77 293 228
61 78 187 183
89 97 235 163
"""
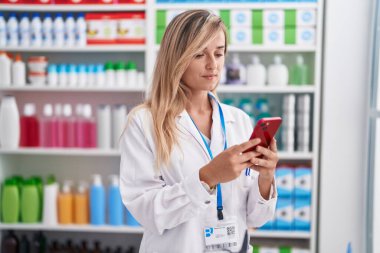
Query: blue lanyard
189 94 227 221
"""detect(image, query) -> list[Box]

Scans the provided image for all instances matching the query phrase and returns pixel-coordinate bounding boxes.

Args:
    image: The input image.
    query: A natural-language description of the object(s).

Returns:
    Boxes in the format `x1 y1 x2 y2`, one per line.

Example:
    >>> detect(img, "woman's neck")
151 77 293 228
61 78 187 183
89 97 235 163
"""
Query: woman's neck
186 91 212 114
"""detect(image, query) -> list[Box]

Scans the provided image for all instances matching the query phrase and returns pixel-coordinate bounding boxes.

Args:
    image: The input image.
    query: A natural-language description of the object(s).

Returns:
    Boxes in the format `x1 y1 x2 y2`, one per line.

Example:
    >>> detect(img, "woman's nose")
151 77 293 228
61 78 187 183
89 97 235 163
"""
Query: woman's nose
206 56 217 70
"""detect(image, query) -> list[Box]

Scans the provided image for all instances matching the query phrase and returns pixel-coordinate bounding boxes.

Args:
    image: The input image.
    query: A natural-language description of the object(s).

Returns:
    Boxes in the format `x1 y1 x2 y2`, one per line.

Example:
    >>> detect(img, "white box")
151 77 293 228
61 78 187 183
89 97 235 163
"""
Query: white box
297 94 311 112
283 112 296 129
297 27 316 45
264 10 284 27
297 129 310 150
231 10 252 27
297 112 310 129
166 10 186 26
264 28 284 46
297 9 317 27
281 128 295 152
231 27 252 45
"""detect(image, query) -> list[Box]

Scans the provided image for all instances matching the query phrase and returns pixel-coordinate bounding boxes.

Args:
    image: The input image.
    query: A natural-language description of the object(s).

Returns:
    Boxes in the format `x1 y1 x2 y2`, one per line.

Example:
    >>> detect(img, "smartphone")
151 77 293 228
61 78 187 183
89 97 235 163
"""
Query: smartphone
245 117 282 153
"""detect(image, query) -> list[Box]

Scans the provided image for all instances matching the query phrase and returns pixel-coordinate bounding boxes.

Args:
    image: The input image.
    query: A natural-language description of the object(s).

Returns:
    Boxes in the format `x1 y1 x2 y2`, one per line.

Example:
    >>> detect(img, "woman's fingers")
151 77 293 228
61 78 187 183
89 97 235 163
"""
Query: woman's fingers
234 138 261 153
269 138 277 152
237 151 260 163
256 146 277 161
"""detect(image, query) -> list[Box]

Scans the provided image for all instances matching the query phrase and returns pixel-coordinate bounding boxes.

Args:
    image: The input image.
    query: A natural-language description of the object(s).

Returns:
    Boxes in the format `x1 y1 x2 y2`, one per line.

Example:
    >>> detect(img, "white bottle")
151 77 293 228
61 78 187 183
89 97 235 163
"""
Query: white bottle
42 177 59 225
77 64 87 87
95 64 105 87
0 51 11 86
126 61 138 88
137 72 145 88
47 64 58 87
267 55 288 86
68 64 77 87
87 64 95 87
19 13 30 47
112 104 127 149
0 95 20 149
31 13 42 47
105 62 115 88
53 13 65 47
58 64 67 87
246 55 266 87
97 104 111 149
75 13 86 47
42 13 53 47
65 13 75 47
12 54 26 86
0 13 6 47
7 13 19 47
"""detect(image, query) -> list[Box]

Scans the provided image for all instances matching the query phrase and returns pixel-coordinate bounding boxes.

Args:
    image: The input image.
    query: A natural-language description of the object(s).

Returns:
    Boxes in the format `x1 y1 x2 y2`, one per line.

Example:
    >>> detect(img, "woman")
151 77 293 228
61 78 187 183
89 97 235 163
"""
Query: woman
120 9 278 253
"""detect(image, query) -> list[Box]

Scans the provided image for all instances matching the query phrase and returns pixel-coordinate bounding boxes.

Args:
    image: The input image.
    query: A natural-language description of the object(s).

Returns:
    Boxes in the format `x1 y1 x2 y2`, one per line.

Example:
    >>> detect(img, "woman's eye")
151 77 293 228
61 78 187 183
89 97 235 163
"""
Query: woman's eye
195 54 204 58
216 53 224 57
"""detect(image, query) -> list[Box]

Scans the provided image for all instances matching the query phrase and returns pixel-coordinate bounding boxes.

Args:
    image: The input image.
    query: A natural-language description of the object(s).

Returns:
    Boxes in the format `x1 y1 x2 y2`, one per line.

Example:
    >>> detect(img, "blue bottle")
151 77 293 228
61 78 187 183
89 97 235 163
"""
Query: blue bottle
126 208 140 227
108 175 123 226
90 174 105 225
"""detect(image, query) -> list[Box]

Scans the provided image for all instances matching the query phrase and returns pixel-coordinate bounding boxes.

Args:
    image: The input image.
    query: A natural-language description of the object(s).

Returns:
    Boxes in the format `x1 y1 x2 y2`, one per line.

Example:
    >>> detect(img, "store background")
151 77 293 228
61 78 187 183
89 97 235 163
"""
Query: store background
0 0 376 252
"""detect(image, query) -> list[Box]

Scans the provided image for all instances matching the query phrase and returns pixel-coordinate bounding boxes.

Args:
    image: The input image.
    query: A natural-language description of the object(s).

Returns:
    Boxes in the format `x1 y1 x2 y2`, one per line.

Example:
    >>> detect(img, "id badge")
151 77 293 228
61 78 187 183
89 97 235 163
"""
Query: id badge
204 217 239 252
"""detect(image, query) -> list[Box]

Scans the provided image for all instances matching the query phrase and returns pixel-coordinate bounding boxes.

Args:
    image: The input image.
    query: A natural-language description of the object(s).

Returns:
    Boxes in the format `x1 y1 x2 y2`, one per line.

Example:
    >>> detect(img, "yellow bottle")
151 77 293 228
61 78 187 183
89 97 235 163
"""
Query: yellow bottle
74 182 89 224
58 181 74 224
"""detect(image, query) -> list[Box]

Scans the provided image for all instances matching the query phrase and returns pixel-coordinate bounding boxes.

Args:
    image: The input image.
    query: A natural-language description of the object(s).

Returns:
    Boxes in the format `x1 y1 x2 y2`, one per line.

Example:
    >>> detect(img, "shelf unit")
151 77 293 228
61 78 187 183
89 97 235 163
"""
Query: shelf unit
0 1 324 252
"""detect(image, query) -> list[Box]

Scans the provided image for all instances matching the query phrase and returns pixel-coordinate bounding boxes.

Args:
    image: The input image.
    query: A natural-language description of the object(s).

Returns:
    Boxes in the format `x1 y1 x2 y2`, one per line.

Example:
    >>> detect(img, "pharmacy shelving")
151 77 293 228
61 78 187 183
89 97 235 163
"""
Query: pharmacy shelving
155 3 318 10
155 45 317 52
217 85 315 94
0 86 146 93
0 4 146 12
2 45 147 52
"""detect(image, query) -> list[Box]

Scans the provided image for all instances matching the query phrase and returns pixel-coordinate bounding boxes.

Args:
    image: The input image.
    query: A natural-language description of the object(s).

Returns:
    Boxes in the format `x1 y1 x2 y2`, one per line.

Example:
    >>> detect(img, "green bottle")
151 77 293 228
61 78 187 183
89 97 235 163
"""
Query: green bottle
21 178 40 223
291 55 309 85
31 176 43 221
1 178 20 223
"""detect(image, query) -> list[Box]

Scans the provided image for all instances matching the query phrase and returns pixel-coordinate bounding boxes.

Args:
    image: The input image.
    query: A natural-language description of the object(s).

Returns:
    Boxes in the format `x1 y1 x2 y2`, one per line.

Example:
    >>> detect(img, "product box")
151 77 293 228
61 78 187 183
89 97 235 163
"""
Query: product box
282 112 296 129
231 27 252 45
252 10 263 28
281 129 295 152
275 166 294 198
118 0 145 3
86 13 118 44
296 129 310 152
263 10 284 27
294 197 311 231
117 12 145 44
27 0 53 4
297 94 311 113
259 247 280 253
283 94 296 114
297 112 310 129
297 9 317 27
294 167 312 198
55 0 88 4
252 27 263 45
297 27 316 45
259 215 275 230
275 197 293 230
292 248 311 253
156 27 165 44
264 28 284 46
231 10 252 27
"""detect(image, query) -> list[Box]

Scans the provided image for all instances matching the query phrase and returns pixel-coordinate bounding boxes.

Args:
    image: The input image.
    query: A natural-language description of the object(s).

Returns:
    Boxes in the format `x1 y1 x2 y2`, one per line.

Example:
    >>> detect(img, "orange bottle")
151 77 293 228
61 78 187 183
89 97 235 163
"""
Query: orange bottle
74 181 89 224
58 181 74 224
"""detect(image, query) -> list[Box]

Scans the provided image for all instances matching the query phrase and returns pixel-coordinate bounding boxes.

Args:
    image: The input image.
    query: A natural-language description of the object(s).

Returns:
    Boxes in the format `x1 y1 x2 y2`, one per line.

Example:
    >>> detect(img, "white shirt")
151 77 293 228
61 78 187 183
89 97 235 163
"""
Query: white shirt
120 97 277 253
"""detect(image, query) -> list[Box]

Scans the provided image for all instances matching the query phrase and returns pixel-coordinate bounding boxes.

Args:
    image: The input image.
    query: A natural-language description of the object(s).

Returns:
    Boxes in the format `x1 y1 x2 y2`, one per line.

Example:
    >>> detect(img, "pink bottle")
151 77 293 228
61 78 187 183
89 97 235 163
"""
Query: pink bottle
75 104 85 148
52 104 64 148
63 104 75 148
40 104 54 147
82 104 97 148
20 103 40 147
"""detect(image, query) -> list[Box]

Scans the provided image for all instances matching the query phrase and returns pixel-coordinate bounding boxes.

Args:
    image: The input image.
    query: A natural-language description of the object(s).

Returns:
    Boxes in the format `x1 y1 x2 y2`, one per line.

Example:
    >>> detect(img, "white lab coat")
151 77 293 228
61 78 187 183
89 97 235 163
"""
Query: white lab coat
120 97 277 253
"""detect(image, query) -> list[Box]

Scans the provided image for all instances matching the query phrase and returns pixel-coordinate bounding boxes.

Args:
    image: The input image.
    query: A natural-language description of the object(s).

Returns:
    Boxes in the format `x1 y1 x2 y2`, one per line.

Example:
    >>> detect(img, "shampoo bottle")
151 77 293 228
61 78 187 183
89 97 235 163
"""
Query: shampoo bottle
58 180 74 224
246 55 266 87
90 174 105 225
267 55 288 86
108 175 123 226
42 175 59 226
74 181 89 224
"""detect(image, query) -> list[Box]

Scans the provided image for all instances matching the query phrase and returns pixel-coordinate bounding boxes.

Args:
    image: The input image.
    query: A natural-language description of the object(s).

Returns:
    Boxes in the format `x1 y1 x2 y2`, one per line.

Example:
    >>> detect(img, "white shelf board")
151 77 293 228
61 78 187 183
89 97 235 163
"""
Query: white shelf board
0 86 146 93
250 230 311 239
0 224 144 234
217 85 315 94
155 3 318 10
0 4 146 11
155 45 316 52
2 45 146 52
0 148 121 157
278 152 313 160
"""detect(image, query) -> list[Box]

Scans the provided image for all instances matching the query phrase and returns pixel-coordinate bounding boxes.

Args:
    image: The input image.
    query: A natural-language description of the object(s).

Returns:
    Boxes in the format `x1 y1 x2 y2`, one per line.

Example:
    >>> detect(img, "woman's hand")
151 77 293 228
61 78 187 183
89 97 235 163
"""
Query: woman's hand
250 138 279 180
199 138 261 188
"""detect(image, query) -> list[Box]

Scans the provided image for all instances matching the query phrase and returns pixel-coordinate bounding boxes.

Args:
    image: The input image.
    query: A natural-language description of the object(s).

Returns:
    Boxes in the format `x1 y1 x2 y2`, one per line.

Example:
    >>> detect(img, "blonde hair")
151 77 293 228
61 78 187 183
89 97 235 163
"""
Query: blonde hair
130 9 227 168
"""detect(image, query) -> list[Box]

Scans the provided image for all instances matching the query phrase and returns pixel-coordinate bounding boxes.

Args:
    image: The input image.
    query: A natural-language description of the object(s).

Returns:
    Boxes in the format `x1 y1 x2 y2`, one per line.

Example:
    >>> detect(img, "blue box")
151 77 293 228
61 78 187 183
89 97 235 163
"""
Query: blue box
294 167 312 198
275 197 293 230
259 215 275 230
294 197 311 231
275 166 294 198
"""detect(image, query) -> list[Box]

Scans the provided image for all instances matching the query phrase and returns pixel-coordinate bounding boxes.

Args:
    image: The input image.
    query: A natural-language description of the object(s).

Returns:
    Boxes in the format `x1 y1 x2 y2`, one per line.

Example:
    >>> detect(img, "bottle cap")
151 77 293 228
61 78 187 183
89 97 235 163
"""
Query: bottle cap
63 104 72 117
48 64 57 73
24 103 36 116
96 64 104 72
66 13 74 18
46 175 56 185
77 13 85 18
252 55 260 65
82 104 92 118
126 61 137 70
77 64 86 73
296 55 304 65
32 13 39 19
109 175 119 187
43 104 53 117
55 13 63 18
77 181 88 194
92 174 102 186
114 61 126 71
104 62 114 71
57 64 67 74
45 13 52 18
21 13 28 19
68 64 76 73
62 181 73 193
54 104 62 116
274 55 282 65
75 104 83 116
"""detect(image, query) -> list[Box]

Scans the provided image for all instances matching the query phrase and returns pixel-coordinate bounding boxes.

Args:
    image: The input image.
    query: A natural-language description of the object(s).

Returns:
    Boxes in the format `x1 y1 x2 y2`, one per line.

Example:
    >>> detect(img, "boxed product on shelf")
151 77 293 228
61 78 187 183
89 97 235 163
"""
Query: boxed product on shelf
294 197 311 231
230 27 252 45
275 166 294 198
294 167 312 198
275 197 293 230
117 12 145 44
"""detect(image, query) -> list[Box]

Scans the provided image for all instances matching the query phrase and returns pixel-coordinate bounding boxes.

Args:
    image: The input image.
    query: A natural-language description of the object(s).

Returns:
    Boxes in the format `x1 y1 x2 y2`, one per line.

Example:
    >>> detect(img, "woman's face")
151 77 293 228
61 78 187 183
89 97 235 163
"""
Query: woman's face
181 30 226 93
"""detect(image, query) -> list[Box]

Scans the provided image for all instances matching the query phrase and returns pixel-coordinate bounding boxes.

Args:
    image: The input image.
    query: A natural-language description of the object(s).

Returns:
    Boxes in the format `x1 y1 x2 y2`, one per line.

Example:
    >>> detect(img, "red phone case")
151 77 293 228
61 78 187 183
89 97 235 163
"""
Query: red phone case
245 117 282 152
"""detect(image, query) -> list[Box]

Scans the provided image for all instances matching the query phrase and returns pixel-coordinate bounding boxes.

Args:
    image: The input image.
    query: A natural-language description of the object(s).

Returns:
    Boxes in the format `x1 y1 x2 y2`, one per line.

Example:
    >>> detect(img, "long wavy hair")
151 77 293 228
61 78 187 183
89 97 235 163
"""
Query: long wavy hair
129 9 227 168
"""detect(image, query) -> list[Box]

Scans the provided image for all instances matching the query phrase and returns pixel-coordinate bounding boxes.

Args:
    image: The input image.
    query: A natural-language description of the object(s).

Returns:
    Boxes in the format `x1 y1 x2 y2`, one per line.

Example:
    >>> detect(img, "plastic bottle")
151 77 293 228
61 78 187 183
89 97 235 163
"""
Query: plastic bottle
0 51 12 86
19 13 30 47
74 181 89 224
126 61 137 87
57 64 67 87
75 104 85 147
1 231 19 253
108 175 124 226
97 104 111 149
93 241 102 253
32 232 46 253
21 178 40 223
105 61 115 87
53 13 65 47
95 64 105 87
77 64 87 87
0 12 6 47
83 104 97 148
12 54 26 86
63 104 75 147
42 175 59 226
238 98 255 125
267 55 288 86
255 97 271 120
246 55 266 87
291 55 309 85
42 13 53 47
52 103 63 147
137 71 145 88
87 64 95 86
47 64 58 86
7 13 19 47
40 104 54 147
32 176 43 221
1 178 20 223
226 54 246 84
65 13 75 47
0 95 20 149
90 174 106 225
75 13 87 47
112 104 127 149
115 61 126 87
126 208 139 227
58 180 74 224
31 13 42 47
19 235 30 253
20 103 40 147
68 64 78 87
